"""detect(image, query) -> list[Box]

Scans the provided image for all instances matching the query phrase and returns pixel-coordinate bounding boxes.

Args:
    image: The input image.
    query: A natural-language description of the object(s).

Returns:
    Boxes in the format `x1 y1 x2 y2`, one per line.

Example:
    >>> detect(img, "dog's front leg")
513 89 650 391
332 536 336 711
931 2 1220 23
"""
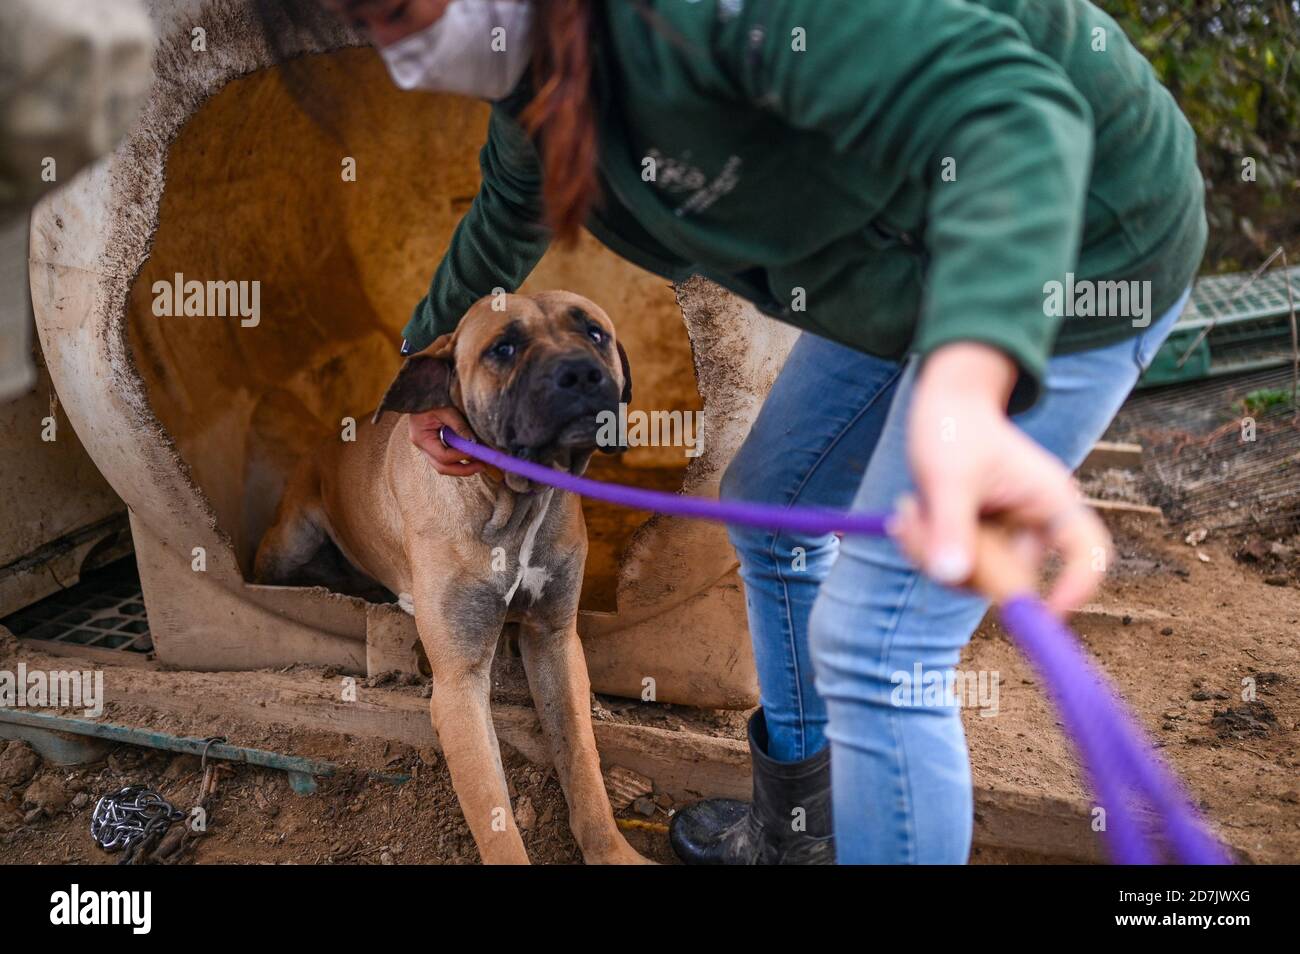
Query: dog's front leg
415 598 529 865
518 620 652 864
426 660 530 864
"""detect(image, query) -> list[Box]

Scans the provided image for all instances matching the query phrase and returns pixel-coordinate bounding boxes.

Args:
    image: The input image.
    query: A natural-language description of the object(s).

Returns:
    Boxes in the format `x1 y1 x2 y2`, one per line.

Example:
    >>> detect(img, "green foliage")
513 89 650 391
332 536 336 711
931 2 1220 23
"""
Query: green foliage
1238 387 1292 414
1100 1 1300 271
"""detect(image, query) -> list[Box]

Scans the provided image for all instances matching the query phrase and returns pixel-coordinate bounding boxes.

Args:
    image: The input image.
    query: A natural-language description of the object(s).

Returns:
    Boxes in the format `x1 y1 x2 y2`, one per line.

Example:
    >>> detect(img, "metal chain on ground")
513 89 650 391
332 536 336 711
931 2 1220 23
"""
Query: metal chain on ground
91 736 231 865
162 736 228 865
90 785 186 863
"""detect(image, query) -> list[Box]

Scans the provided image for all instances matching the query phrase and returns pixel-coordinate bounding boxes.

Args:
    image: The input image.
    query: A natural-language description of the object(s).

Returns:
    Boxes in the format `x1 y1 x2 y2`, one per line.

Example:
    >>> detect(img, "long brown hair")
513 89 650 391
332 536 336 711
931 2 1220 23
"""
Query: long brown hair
522 0 600 246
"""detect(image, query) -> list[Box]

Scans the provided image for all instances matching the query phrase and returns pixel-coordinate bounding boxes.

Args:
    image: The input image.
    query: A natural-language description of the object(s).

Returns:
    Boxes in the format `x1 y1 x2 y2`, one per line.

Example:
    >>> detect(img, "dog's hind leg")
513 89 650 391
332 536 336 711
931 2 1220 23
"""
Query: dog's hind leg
253 505 327 585
253 465 328 585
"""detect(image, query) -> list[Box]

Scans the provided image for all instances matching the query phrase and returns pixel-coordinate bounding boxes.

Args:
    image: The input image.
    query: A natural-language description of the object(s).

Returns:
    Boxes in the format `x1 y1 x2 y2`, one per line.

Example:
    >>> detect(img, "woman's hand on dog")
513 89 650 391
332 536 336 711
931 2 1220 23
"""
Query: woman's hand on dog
408 407 487 477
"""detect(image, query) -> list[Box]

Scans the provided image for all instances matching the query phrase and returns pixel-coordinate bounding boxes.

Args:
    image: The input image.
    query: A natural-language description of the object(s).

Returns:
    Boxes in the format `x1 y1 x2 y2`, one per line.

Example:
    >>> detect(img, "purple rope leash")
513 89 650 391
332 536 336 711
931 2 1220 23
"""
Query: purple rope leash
1001 598 1230 865
440 428 888 537
441 428 1228 864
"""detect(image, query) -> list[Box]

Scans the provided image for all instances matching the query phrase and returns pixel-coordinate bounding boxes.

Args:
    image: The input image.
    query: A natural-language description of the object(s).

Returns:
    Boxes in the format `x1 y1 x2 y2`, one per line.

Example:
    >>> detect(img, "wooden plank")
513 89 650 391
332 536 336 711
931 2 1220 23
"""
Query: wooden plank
1085 497 1164 520
1078 441 1144 475
78 658 750 806
1071 603 1172 630
18 638 159 670
365 603 422 679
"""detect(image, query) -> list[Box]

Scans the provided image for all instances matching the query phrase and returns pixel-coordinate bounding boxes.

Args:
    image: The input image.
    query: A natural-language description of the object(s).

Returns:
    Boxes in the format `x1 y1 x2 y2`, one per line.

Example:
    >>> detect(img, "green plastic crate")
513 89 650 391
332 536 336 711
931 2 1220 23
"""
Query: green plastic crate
1137 265 1299 389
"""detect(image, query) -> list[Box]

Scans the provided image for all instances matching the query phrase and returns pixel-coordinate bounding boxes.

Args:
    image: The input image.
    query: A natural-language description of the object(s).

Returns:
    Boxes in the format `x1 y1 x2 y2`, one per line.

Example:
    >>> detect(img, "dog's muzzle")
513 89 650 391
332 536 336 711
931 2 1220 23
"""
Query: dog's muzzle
505 354 620 457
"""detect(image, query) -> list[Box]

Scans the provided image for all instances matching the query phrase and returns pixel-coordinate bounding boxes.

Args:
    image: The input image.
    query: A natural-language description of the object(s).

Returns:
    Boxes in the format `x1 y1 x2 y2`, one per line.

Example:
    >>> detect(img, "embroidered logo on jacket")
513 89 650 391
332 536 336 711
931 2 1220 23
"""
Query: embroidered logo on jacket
643 148 743 217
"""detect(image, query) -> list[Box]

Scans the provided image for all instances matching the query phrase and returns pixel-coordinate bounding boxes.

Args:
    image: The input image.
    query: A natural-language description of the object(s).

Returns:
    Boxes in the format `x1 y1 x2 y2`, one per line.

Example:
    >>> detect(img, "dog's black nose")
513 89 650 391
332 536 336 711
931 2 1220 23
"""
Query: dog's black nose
550 356 608 396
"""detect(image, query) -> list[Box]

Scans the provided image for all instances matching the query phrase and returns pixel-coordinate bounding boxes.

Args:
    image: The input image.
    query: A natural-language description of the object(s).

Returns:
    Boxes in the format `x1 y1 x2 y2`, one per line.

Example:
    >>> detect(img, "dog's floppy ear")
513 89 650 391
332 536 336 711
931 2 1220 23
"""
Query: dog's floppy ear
616 340 632 405
372 334 456 423
599 341 634 456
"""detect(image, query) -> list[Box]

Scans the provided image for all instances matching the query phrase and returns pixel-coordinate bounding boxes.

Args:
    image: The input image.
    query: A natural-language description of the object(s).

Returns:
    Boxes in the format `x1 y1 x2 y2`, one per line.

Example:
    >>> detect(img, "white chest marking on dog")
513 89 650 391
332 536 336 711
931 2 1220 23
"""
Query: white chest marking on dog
504 489 553 605
397 592 416 616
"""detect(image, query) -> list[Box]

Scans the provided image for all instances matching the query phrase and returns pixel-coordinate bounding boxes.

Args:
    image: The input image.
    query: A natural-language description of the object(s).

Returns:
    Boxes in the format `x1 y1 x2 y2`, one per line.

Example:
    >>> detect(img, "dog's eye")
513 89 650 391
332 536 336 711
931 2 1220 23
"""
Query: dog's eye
587 328 605 346
488 340 516 361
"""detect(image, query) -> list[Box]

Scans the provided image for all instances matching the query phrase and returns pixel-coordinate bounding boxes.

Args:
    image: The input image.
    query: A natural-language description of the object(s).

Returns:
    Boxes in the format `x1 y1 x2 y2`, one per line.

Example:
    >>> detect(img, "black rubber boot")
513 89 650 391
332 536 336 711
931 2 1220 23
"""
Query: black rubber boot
669 710 834 864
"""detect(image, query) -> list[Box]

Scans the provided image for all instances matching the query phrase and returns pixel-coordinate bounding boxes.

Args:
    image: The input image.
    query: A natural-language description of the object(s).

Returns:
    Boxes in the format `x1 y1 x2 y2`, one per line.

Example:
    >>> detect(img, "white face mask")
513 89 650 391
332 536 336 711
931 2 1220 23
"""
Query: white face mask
378 0 534 101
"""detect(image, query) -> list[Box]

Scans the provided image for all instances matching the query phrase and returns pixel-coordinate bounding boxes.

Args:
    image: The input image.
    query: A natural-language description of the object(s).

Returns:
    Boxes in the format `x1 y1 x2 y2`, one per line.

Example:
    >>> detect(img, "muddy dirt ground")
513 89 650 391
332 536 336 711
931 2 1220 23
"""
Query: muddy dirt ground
2 511 1297 865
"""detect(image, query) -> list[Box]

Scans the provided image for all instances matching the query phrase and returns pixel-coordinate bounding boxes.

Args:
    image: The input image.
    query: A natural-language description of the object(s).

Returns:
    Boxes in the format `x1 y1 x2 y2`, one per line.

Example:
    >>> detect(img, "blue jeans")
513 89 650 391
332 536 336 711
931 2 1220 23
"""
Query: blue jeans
721 291 1187 863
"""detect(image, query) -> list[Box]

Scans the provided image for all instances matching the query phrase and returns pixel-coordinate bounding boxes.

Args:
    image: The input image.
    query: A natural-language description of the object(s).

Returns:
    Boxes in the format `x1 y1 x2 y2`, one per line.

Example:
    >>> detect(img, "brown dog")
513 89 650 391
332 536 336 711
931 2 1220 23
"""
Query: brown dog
254 291 649 864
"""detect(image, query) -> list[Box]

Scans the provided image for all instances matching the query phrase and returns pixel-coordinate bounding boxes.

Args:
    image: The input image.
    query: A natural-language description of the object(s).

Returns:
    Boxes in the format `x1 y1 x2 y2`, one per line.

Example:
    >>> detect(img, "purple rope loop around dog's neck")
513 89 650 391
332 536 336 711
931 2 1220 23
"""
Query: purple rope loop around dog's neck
440 427 1229 865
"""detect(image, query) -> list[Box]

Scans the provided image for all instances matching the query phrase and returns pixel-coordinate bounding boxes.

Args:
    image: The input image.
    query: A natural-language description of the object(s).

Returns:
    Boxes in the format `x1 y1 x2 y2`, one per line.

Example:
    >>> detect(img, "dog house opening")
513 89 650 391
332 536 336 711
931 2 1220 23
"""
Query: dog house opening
124 49 702 614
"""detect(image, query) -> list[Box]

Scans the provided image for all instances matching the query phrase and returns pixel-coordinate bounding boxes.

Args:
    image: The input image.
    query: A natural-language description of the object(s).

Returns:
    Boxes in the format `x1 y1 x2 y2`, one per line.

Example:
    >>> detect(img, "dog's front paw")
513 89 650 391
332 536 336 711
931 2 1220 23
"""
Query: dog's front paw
587 836 657 865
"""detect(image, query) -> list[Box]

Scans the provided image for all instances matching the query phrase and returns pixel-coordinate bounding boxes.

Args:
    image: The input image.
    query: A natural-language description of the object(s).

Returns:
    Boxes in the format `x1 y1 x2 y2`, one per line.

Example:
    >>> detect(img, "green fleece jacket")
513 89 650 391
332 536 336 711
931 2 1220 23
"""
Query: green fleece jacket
404 0 1206 411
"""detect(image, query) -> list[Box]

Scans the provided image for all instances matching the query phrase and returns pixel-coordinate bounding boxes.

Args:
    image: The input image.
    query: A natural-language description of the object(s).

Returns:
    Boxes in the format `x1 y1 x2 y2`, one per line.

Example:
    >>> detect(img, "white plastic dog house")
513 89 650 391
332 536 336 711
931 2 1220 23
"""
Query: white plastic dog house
28 0 798 708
